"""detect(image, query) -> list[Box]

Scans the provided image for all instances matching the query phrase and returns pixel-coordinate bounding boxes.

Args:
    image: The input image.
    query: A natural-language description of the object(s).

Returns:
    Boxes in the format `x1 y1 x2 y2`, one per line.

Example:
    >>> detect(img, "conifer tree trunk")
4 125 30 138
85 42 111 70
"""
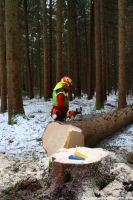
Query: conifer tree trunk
67 0 74 100
42 0 51 100
94 0 104 109
118 0 126 109
88 0 95 99
38 24 42 98
56 0 62 82
49 0 53 90
67 0 73 77
24 0 34 99
71 0 81 97
35 0 42 98
5 0 24 123
100 0 107 101
0 0 7 112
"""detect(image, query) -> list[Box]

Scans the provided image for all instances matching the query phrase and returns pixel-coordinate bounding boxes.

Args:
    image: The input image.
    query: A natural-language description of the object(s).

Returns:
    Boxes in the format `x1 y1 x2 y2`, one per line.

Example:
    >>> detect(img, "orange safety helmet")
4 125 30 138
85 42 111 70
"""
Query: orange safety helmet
60 76 72 87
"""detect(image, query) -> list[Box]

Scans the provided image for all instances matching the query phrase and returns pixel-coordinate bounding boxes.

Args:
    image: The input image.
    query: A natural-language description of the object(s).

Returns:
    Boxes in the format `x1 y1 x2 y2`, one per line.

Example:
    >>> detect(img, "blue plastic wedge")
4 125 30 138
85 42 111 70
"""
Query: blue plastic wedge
68 155 85 160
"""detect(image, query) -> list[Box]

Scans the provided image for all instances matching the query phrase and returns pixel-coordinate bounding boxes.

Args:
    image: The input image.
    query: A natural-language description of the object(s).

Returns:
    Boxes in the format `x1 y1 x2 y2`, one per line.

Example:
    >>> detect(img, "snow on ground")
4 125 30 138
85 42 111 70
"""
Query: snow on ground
0 94 133 160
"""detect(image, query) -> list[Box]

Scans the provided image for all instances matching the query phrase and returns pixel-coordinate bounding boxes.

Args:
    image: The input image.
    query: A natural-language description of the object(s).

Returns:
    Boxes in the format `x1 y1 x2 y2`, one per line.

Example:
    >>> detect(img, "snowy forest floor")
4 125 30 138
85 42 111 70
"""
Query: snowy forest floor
0 94 133 199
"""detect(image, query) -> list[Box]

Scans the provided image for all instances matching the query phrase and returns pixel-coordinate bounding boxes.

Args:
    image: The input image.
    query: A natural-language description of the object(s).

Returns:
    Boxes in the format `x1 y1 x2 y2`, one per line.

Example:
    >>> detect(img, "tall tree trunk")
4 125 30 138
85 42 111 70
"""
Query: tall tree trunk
49 0 53 91
24 0 34 99
38 24 42 98
118 0 126 109
56 0 62 82
72 0 81 97
0 0 7 112
82 11 88 94
100 0 107 101
67 0 73 100
35 0 42 98
88 0 95 99
5 0 24 123
94 0 104 109
42 0 51 100
37 13 42 98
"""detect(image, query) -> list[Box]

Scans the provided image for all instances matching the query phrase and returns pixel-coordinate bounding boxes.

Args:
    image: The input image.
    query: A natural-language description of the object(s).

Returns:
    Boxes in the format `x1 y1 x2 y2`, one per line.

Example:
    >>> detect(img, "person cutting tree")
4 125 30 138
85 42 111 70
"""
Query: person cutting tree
51 76 82 121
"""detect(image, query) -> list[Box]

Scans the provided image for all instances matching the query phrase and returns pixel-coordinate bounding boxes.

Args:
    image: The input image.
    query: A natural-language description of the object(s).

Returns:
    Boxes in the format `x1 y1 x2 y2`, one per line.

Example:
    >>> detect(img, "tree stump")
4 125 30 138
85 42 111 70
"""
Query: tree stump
47 147 109 199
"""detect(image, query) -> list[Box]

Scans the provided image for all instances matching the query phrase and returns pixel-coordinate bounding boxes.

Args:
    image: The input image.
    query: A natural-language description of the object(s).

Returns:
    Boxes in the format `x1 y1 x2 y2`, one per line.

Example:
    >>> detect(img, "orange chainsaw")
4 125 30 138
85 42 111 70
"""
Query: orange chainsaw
67 107 82 120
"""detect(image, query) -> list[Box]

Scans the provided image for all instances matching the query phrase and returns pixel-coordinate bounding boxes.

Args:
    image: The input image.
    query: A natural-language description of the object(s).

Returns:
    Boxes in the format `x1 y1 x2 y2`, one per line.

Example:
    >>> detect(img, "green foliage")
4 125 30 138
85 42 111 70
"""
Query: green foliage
8 111 25 125
8 118 17 125
96 101 104 110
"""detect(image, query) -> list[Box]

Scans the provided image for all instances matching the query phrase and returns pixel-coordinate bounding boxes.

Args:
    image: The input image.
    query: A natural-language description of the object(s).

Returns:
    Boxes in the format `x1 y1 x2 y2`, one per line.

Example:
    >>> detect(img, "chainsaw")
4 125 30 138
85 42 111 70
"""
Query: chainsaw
51 106 82 121
67 107 82 120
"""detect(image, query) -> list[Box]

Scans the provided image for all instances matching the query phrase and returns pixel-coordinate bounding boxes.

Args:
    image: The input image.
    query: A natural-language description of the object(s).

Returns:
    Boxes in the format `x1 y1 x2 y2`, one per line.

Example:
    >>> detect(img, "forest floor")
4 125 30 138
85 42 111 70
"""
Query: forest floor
0 94 133 199
0 148 133 200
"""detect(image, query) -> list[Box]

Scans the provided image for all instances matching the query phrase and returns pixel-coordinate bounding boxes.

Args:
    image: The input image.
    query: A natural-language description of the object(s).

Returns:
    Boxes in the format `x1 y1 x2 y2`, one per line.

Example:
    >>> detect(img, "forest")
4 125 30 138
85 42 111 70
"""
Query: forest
0 0 133 124
1 1 133 199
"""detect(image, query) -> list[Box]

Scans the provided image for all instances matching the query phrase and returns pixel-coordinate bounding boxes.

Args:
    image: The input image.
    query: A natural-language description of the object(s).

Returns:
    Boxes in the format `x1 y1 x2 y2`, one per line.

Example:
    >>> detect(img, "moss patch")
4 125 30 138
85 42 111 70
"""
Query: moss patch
96 101 104 110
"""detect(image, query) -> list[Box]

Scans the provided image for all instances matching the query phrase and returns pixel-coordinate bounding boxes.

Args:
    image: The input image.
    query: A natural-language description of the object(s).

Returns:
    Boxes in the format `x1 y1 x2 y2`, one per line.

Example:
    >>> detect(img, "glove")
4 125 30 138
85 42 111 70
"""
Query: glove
51 107 62 120
52 114 57 120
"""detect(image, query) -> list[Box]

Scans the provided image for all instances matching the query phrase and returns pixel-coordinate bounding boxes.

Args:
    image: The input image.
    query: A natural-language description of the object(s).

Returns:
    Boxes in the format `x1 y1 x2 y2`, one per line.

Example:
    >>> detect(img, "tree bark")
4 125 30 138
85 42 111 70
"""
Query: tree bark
118 0 126 109
56 0 62 82
67 0 74 100
24 0 34 99
94 0 104 109
88 0 95 100
42 0 51 100
48 0 53 92
72 0 81 97
5 0 24 123
100 0 107 101
0 0 7 112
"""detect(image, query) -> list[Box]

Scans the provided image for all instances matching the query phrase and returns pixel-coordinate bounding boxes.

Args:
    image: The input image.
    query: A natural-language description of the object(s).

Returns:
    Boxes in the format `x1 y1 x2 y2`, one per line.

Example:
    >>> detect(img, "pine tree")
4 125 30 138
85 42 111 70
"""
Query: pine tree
5 0 24 123
118 0 126 108
0 0 7 112
56 0 62 82
24 0 34 99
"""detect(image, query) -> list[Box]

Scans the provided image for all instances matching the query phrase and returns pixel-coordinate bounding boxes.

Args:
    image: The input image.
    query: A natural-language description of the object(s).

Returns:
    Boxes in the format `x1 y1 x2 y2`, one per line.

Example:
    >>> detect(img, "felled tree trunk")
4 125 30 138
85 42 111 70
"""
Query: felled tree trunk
44 147 109 199
42 106 133 156
66 105 133 146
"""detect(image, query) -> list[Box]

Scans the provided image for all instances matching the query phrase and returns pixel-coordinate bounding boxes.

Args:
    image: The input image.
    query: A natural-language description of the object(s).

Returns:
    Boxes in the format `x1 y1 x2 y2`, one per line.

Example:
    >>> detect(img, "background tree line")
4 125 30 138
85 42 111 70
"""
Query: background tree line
0 0 132 123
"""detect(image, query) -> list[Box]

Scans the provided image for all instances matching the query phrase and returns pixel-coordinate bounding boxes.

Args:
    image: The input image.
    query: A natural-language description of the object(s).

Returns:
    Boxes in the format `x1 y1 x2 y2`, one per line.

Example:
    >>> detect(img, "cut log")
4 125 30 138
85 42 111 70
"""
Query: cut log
45 147 109 199
67 105 133 147
42 106 133 155
42 122 84 156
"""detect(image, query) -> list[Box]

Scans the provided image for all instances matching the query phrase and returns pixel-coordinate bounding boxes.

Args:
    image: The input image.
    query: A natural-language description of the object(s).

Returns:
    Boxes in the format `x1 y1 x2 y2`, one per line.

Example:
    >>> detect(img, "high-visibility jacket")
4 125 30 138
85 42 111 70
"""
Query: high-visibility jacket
52 90 68 107
51 82 69 119
52 81 69 107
